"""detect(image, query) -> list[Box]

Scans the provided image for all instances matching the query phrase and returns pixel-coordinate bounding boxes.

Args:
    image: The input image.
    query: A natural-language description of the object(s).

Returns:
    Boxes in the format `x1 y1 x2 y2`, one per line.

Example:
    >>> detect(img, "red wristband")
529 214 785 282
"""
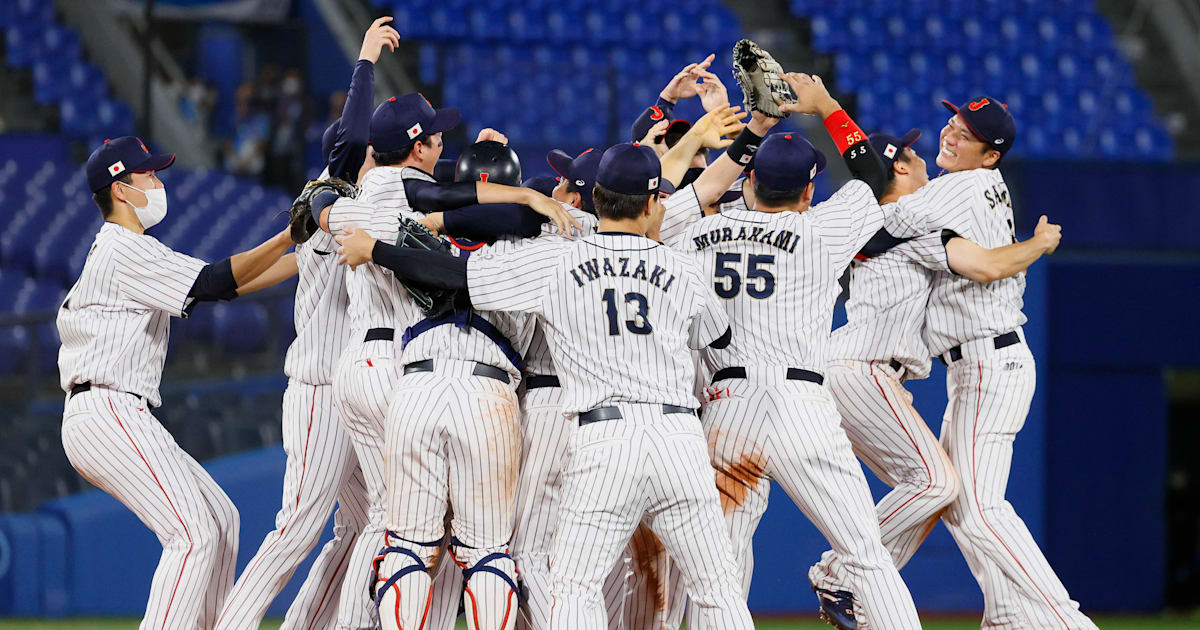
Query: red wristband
824 109 867 154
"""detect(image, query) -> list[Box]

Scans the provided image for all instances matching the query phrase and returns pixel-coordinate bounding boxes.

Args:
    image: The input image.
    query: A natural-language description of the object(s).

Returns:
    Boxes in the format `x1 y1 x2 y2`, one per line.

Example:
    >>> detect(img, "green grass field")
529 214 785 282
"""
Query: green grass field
0 617 1196 629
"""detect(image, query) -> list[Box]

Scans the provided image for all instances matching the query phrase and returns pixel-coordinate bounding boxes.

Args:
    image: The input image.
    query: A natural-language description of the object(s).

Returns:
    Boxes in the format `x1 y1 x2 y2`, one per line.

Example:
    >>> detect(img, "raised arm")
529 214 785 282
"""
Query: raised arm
945 215 1061 282
780 73 887 199
688 110 780 208
660 105 746 187
326 17 399 181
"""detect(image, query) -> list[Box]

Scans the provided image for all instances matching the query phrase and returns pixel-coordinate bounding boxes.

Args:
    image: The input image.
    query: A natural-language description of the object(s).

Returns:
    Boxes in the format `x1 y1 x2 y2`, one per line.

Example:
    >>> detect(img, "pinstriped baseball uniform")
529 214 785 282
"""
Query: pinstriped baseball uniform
215 222 374 630
891 169 1097 629
808 226 961 611
58 222 239 630
658 183 707 247
509 209 684 630
467 232 753 630
673 181 923 629
325 164 461 630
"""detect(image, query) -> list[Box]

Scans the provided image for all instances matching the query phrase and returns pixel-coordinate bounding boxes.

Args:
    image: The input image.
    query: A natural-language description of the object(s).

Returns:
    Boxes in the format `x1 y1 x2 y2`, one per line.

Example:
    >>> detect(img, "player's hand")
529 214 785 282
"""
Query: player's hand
526 192 583 237
747 109 782 136
335 226 378 269
359 16 400 64
420 212 445 236
779 73 837 117
475 128 509 145
1033 215 1062 254
639 119 671 156
689 105 746 150
659 53 716 102
695 69 731 112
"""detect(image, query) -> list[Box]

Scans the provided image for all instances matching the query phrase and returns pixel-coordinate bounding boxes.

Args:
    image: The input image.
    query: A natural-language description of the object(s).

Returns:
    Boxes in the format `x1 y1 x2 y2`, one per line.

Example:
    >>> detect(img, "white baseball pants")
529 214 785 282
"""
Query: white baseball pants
549 404 752 630
62 387 239 630
702 368 922 629
214 381 371 630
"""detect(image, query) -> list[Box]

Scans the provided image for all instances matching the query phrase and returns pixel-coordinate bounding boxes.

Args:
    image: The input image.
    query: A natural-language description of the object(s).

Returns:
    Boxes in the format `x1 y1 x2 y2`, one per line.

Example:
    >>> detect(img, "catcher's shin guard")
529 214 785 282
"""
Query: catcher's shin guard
452 537 520 630
374 532 440 630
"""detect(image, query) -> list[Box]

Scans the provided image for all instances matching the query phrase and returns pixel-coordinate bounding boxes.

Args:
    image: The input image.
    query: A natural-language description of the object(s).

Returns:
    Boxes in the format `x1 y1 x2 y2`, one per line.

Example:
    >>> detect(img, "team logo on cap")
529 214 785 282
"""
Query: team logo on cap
575 179 585 186
406 123 423 139
968 98 990 111
108 161 125 176
809 164 818 179
648 176 659 190
884 144 898 159
994 138 1004 144
650 106 664 121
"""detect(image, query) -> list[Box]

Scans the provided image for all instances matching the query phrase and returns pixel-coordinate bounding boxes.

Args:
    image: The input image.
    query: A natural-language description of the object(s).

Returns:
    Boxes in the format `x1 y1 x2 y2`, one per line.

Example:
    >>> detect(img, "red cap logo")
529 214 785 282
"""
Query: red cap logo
649 106 664 121
968 98 990 111
136 137 149 153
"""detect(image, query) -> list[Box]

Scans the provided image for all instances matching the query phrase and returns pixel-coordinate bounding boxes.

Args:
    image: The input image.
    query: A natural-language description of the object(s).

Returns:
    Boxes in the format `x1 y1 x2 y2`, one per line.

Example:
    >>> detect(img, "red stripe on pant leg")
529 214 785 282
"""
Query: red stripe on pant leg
217 385 320 626
304 532 357 630
108 397 193 630
968 361 1069 628
870 364 934 525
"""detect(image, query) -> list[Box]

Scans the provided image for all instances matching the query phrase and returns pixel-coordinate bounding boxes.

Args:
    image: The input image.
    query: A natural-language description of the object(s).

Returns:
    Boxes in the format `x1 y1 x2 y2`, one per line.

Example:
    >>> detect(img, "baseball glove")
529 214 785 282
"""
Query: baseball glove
732 39 797 119
287 177 357 244
394 216 457 315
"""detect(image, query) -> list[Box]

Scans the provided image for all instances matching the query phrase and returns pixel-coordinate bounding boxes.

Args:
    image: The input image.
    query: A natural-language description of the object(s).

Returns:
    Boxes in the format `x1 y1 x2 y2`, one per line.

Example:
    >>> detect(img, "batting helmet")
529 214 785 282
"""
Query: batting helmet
455 140 521 186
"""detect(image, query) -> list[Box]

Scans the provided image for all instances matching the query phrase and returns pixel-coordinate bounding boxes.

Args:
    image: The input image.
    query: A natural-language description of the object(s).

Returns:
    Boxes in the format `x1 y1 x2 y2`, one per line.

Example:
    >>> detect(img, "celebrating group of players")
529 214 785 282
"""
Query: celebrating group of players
56 16 1096 630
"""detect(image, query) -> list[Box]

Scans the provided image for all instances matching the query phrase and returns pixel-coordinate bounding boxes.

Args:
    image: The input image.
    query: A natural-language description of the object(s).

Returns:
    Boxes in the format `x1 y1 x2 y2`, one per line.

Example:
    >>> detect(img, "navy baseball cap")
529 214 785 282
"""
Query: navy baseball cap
86 136 176 193
547 147 602 212
630 104 671 142
370 93 460 153
523 175 558 198
870 129 921 172
942 96 1016 155
663 120 693 148
596 143 662 195
321 117 340 165
752 133 826 191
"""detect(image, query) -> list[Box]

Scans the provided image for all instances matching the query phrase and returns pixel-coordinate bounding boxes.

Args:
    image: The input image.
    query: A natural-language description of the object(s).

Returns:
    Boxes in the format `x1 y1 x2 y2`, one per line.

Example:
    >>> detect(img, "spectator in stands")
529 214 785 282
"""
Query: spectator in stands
264 68 311 190
225 82 269 177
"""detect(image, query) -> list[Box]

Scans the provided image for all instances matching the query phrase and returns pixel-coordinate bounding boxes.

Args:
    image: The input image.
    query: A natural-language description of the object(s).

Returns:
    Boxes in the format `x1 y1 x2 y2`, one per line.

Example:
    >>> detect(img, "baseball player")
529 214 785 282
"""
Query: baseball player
336 142 754 630
665 74 924 629
833 97 1095 629
58 136 295 630
211 19 402 629
807 127 1064 629
315 96 576 630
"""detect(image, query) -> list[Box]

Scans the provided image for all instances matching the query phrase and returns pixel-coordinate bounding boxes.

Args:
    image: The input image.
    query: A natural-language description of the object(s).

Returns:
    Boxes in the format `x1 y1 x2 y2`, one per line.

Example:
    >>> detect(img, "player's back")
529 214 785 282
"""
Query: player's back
678 180 883 374
470 232 724 414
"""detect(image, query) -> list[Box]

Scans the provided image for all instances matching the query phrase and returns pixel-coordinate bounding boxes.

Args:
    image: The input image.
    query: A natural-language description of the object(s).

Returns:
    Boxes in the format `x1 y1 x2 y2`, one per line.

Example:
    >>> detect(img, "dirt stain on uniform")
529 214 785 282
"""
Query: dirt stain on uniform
629 523 667 613
715 454 766 515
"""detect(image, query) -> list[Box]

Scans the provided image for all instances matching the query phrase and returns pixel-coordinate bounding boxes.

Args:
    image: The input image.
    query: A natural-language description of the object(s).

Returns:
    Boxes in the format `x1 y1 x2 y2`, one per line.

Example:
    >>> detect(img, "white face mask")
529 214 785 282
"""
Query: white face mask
119 181 168 229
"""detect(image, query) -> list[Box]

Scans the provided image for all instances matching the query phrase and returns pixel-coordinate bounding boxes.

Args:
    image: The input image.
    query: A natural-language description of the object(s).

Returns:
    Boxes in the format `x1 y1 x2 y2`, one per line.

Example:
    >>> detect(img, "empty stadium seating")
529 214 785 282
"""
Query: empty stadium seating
792 0 1172 160
0 0 134 139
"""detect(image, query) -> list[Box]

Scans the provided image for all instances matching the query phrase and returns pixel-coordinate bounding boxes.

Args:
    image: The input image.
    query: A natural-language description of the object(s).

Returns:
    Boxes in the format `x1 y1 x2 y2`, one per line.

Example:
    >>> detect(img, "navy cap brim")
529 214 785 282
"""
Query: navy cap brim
659 179 676 195
815 149 827 178
546 149 574 179
898 128 921 149
941 100 988 143
717 189 743 204
428 107 461 134
132 153 176 173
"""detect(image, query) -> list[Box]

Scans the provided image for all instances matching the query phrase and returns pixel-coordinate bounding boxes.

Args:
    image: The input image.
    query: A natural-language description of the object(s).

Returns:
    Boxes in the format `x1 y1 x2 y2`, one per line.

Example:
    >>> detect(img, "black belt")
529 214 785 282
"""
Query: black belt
364 328 395 342
711 366 824 386
940 331 1021 365
578 404 695 426
403 359 510 384
525 375 561 390
889 359 903 372
69 382 144 402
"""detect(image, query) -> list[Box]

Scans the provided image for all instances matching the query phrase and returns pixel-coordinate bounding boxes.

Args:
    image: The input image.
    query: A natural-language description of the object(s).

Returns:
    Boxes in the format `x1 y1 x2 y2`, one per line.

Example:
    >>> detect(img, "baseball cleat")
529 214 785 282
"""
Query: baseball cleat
812 585 858 630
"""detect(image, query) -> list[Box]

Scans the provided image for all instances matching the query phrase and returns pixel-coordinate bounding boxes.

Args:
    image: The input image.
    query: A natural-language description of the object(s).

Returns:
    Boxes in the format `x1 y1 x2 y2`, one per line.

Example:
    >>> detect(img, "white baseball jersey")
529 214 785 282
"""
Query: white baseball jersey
467 232 729 413
888 169 1027 355
325 166 429 338
674 180 885 374
522 207 598 377
830 212 942 380
658 183 708 247
58 222 207 407
283 229 352 385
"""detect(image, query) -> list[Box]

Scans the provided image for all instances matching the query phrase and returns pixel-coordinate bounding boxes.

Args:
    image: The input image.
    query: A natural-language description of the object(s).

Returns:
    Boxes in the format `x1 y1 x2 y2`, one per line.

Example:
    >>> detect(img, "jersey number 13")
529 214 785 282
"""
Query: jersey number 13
602 288 652 335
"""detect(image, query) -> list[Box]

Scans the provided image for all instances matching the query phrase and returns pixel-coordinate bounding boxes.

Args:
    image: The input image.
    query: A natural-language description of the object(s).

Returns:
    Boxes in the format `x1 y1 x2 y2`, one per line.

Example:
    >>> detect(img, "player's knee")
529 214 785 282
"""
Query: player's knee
927 462 963 511
185 511 225 562
374 532 438 630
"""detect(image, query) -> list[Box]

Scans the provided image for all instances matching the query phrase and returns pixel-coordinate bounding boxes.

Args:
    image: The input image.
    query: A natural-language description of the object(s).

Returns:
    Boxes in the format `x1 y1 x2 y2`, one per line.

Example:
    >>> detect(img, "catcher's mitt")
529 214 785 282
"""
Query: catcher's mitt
394 216 457 315
287 177 357 243
732 39 797 119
